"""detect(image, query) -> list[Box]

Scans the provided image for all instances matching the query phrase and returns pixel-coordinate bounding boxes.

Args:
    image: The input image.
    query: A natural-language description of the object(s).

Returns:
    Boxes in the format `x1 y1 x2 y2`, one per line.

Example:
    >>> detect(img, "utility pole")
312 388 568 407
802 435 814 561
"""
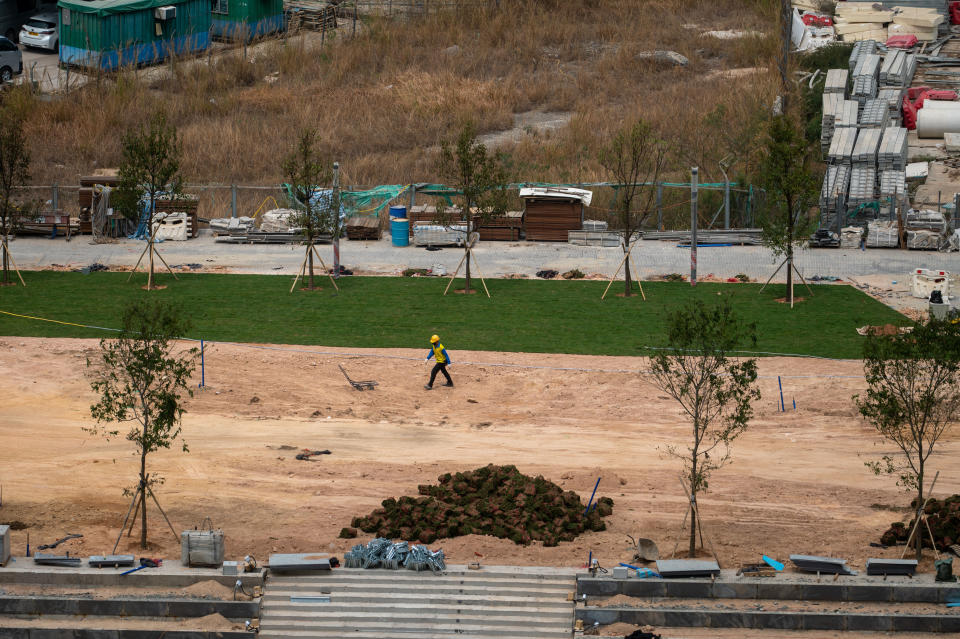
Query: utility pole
691 167 698 287
779 0 792 112
332 161 341 279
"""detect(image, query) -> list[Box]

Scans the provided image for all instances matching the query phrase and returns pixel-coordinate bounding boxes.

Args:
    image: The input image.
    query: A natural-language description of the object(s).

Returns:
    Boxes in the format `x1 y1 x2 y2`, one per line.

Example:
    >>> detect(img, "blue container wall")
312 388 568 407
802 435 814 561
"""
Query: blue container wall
60 0 210 70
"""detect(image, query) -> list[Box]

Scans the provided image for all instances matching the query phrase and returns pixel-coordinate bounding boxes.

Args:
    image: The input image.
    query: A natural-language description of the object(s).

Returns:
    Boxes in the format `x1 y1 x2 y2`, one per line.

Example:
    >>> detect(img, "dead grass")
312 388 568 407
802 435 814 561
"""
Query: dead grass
17 0 780 196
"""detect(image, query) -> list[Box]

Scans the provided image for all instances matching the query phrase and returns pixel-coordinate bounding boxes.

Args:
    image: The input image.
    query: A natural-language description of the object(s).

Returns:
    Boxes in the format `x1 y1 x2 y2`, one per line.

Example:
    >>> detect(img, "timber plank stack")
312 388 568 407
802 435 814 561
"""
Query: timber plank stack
284 0 337 32
345 215 381 240
523 200 583 241
474 211 523 241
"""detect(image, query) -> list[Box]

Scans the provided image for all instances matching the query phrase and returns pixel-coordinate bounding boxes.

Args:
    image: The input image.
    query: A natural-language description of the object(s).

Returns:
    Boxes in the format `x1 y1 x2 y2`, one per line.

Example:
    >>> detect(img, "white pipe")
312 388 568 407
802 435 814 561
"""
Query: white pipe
916 107 960 138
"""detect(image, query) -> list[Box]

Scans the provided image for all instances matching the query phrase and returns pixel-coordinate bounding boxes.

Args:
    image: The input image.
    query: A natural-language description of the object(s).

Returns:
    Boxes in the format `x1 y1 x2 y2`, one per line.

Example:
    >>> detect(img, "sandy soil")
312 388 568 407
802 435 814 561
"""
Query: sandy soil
0 613 242 630
0 580 240 600
1 337 958 573
590 594 957 615
596 625 936 638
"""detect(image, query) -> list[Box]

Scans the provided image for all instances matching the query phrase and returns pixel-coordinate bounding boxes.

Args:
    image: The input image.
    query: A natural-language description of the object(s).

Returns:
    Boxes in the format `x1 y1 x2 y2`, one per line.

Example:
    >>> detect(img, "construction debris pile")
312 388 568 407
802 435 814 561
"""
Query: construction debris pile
833 2 948 43
343 539 447 572
881 494 960 550
349 464 613 546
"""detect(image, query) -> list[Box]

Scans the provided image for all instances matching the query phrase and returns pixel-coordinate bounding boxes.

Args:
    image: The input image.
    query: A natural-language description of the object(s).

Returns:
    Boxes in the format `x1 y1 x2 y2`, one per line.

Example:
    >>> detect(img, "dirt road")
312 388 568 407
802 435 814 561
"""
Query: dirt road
1 337 956 571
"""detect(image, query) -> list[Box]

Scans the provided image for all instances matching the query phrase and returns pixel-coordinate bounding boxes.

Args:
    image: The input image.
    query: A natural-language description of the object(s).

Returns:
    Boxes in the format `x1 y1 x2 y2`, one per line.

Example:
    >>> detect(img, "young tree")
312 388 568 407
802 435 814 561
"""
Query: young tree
435 122 510 294
87 300 197 549
856 318 960 560
598 120 669 296
759 115 819 306
0 97 30 286
282 129 336 290
649 301 761 557
115 111 184 290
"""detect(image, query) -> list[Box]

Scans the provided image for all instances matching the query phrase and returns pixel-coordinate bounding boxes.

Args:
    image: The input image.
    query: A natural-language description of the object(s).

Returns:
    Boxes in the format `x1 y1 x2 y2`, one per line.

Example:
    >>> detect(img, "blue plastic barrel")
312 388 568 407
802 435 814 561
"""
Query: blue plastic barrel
389 205 407 219
391 218 410 247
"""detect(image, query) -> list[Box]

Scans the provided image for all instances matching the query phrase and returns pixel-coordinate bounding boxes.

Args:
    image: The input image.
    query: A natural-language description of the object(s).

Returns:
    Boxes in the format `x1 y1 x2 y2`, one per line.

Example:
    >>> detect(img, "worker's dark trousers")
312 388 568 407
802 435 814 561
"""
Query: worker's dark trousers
428 363 453 387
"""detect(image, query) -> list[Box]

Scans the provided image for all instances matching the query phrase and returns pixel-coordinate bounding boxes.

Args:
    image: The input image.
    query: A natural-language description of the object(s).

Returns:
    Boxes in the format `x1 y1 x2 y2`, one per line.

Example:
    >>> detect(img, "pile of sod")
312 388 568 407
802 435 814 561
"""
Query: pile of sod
346 464 613 546
881 494 960 550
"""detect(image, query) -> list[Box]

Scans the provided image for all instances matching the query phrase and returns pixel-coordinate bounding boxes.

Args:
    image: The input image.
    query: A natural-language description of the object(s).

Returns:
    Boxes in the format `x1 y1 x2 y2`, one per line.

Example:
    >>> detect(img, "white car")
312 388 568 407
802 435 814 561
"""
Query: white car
18 12 56 51
0 35 21 83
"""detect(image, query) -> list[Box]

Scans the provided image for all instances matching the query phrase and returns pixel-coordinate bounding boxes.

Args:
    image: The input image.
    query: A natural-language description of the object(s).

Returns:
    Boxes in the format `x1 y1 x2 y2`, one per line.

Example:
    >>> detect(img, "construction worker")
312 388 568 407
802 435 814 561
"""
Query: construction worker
424 334 453 390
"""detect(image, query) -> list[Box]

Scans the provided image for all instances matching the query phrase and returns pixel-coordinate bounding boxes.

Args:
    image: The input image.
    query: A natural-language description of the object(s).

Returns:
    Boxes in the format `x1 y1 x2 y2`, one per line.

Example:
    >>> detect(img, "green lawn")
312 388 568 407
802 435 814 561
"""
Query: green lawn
0 272 907 358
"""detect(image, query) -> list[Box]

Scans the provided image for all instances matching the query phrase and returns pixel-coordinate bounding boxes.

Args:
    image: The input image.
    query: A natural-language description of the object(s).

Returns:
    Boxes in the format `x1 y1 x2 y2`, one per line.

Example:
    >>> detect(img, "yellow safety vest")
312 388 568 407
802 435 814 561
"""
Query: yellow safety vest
432 342 447 364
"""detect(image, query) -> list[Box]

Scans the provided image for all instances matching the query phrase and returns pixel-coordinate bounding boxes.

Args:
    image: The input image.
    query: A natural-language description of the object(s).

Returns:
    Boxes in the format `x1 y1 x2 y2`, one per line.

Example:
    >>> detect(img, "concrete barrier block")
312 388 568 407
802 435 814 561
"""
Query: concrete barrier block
845 585 892 601
847 613 892 631
802 612 844 630
892 615 940 632
756 582 800 600
622 580 666 597
619 609 665 626
938 585 960 603
708 611 748 627
939 615 960 632
577 578 618 596
894 585 941 602
664 581 712 598
577 607 619 626
712 581 757 599
663 610 708 627
801 584 840 601
755 612 802 630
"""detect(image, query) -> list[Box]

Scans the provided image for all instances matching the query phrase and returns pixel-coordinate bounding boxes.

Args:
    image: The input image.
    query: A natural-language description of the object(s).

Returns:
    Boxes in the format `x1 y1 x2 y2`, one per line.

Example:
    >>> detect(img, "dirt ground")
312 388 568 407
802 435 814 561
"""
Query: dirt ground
1 337 958 573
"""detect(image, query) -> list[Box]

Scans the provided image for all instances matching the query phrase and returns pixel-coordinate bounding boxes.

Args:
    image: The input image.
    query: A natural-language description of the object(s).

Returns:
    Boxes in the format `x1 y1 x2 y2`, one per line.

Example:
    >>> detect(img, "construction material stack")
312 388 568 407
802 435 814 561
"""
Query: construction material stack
835 3 893 42
835 1 948 42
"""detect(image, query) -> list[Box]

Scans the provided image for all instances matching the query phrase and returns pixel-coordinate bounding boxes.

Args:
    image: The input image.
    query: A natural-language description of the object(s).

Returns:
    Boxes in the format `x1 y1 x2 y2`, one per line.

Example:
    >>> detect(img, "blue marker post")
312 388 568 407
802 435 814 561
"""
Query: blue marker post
793 398 796 411
199 339 205 388
584 477 601 517
778 376 785 412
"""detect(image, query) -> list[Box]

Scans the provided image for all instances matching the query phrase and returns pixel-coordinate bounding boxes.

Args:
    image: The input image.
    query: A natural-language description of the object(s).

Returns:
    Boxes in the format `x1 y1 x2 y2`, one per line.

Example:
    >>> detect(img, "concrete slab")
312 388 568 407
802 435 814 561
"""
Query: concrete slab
0 557 263 588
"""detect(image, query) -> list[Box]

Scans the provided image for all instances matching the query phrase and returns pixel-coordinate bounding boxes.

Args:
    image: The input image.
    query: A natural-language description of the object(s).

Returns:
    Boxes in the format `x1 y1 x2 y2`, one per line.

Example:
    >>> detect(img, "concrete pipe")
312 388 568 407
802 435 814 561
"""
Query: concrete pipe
916 107 960 138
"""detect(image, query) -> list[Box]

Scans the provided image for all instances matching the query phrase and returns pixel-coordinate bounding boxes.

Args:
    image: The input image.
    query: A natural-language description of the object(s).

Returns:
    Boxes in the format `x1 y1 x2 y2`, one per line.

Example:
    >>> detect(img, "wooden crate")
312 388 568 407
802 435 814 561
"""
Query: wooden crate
155 198 200 238
474 211 523 241
346 215 381 240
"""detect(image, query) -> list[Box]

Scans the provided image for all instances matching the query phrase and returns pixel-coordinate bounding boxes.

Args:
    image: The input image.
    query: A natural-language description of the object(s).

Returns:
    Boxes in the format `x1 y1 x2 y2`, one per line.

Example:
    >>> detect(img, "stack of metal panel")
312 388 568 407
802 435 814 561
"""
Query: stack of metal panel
866 558 918 576
852 75 878 105
789 554 858 575
852 127 882 166
849 39 877 71
824 68 848 95
858 99 889 128
879 169 907 197
655 559 721 578
880 49 907 86
821 93 844 155
868 219 900 247
836 100 859 128
878 126 908 171
853 53 881 81
828 127 857 164
905 53 918 85
848 166 877 209
820 164 851 229
877 87 904 124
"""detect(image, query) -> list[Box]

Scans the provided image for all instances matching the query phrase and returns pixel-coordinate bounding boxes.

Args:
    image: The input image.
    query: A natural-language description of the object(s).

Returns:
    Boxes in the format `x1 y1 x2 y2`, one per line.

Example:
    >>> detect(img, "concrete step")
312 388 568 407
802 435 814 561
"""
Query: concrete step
259 633 558 639
261 602 571 618
264 583 569 598
259 620 571 637
309 567 575 582
261 609 572 625
261 591 573 609
267 575 573 591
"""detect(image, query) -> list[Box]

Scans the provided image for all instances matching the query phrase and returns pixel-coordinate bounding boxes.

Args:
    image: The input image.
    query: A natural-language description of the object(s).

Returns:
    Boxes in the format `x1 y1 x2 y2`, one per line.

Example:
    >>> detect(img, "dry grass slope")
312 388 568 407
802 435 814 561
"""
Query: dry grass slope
20 0 781 206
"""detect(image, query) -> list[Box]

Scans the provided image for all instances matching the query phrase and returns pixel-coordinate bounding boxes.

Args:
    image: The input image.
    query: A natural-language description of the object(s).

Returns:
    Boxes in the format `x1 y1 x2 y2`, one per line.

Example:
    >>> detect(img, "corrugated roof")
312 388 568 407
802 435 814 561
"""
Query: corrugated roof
58 0 194 17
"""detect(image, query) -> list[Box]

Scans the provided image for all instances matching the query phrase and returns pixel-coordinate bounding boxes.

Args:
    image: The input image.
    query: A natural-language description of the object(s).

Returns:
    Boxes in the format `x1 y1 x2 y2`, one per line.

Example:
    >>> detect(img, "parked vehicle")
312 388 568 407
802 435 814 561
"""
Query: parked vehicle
0 0 54 42
0 34 22 82
18 11 55 50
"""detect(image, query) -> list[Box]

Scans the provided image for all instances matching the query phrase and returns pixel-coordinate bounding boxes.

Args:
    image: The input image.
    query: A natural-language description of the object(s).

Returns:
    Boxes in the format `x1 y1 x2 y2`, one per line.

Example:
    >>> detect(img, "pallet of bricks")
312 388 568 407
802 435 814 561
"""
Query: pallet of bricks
155 197 200 238
284 0 337 33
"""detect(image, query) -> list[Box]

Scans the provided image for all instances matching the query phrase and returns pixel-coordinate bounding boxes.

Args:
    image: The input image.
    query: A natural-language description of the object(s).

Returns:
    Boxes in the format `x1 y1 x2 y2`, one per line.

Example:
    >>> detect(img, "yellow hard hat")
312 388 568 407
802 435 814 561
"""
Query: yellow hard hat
430 334 440 343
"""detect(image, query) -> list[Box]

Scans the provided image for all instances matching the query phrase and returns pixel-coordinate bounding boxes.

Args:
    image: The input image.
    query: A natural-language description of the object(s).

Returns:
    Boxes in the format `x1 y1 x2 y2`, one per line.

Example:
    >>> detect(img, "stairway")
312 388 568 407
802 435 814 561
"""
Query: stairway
259 565 576 639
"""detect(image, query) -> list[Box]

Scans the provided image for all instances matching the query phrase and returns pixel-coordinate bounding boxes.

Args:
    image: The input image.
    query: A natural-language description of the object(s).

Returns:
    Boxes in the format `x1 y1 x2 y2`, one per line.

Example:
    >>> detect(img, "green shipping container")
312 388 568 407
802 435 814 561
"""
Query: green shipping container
211 0 284 41
58 0 210 71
